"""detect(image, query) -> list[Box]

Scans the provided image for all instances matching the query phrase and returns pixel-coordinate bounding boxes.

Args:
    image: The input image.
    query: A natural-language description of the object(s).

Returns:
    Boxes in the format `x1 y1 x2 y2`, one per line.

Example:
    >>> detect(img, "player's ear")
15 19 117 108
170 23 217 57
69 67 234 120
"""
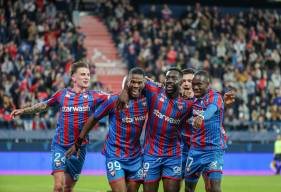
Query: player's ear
71 74 76 83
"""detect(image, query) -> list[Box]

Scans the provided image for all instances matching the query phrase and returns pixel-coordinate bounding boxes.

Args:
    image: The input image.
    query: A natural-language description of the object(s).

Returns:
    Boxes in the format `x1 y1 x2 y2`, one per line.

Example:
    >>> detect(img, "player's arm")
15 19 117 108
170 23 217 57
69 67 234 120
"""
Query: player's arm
65 97 116 158
11 90 63 118
11 102 49 118
193 93 222 129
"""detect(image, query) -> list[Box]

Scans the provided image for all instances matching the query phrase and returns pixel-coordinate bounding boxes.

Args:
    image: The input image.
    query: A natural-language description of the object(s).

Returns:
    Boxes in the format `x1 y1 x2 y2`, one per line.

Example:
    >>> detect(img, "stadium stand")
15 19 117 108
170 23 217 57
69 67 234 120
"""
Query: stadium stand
0 0 280 135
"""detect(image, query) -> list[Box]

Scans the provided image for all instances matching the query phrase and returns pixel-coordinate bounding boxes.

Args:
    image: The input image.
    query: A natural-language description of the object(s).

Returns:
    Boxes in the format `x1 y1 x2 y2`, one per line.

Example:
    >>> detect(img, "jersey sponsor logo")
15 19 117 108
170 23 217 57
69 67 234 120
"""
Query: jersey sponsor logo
122 115 146 123
62 106 91 112
153 109 181 124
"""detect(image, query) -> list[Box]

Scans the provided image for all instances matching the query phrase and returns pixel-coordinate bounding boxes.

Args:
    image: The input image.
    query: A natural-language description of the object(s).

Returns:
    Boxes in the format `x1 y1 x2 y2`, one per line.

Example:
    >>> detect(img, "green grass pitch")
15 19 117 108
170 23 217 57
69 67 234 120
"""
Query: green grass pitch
0 175 281 192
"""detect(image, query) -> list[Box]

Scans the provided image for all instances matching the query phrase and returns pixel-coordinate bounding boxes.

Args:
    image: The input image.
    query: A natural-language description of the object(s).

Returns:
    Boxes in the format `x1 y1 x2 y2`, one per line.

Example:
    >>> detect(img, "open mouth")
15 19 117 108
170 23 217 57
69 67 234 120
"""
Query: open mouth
166 84 174 90
131 89 139 96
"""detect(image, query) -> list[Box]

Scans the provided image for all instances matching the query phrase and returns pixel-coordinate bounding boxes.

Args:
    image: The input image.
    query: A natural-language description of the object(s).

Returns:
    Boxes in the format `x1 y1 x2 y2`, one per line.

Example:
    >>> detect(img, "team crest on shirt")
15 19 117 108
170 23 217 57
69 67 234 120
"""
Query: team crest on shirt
178 101 183 110
83 93 88 99
65 92 71 98
141 99 147 107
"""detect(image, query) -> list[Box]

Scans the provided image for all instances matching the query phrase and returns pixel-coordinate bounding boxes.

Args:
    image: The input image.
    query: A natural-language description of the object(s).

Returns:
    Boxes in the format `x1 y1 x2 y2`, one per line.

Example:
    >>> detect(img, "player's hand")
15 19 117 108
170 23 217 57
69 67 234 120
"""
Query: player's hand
116 89 129 110
193 116 204 129
145 76 162 87
65 145 81 158
181 89 192 99
224 90 235 106
10 109 24 119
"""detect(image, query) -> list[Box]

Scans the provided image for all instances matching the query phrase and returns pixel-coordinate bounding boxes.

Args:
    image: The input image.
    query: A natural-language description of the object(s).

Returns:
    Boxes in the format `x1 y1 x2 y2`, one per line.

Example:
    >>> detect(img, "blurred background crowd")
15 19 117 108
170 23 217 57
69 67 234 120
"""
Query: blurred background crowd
1 0 281 132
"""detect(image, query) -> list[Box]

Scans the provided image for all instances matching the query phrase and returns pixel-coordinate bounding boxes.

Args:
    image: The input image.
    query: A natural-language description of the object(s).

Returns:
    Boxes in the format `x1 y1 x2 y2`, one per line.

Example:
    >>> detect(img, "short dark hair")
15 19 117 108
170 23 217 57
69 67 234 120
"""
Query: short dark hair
129 67 145 76
166 67 183 77
70 60 89 76
194 70 210 82
182 68 195 75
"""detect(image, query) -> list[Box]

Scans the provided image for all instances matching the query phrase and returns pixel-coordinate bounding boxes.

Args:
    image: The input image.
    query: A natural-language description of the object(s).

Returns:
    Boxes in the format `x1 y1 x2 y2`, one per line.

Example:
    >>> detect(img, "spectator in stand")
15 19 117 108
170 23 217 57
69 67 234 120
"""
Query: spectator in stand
0 0 88 129
91 0 281 131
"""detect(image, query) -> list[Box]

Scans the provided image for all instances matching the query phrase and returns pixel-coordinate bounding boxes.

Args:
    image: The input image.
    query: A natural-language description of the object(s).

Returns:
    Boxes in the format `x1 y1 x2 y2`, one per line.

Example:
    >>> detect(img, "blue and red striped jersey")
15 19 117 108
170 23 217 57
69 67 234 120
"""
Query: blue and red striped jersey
44 88 109 147
191 89 227 151
181 97 194 155
143 81 193 157
93 95 148 159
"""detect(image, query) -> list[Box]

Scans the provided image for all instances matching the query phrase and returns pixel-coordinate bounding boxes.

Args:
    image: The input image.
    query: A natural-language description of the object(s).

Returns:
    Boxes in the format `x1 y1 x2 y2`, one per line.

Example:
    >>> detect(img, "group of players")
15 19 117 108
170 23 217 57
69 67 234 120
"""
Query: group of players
11 60 234 192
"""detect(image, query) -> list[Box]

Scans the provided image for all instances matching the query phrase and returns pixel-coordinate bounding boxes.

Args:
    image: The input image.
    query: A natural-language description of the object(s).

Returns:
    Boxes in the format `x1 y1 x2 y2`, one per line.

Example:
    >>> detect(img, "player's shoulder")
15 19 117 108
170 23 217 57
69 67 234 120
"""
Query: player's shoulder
208 89 222 97
88 89 111 97
146 81 162 92
53 88 67 97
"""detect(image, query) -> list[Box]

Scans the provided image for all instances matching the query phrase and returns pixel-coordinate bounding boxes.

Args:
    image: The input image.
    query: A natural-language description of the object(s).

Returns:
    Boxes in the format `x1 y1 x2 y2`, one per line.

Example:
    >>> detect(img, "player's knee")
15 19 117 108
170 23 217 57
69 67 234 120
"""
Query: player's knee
185 181 198 192
165 186 180 192
54 183 64 192
64 184 74 192
185 186 195 192
209 185 221 192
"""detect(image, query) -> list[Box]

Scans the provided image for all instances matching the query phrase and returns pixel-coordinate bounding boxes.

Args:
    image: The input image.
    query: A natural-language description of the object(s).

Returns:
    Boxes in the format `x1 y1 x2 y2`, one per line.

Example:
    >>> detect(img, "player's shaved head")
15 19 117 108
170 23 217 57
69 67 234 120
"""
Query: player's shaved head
128 67 145 77
166 67 183 78
193 70 210 83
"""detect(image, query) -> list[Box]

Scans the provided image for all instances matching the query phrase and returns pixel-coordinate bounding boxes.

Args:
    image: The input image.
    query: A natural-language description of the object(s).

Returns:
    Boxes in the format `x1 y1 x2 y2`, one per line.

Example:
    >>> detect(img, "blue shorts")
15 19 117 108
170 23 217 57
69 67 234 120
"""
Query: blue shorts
185 150 224 182
143 154 182 183
51 144 86 181
105 155 143 183
181 153 188 178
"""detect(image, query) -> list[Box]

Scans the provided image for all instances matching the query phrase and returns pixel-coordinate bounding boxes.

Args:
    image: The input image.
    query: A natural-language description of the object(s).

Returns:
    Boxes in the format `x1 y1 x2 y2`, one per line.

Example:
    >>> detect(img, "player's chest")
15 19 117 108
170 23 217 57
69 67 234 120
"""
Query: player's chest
153 93 186 114
117 98 148 123
59 93 95 112
193 99 207 116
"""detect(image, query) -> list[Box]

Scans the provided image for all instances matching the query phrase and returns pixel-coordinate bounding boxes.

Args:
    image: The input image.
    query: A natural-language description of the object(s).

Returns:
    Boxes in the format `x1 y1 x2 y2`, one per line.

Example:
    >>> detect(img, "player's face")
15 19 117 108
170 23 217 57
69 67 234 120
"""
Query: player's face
192 74 209 98
181 73 194 98
165 70 181 94
127 74 144 99
72 67 90 89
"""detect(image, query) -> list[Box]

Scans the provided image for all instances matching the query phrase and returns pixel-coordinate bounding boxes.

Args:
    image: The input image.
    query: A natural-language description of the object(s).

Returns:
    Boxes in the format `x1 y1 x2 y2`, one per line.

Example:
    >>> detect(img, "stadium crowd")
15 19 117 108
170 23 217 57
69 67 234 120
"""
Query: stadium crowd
0 0 88 130
95 0 281 131
1 0 281 132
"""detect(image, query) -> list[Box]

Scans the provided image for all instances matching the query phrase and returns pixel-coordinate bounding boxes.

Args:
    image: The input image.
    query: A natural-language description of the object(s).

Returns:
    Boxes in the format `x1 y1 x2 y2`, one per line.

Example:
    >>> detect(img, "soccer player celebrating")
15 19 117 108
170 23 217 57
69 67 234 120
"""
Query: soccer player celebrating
180 69 195 178
185 70 227 192
11 61 109 192
66 67 147 192
138 68 193 192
